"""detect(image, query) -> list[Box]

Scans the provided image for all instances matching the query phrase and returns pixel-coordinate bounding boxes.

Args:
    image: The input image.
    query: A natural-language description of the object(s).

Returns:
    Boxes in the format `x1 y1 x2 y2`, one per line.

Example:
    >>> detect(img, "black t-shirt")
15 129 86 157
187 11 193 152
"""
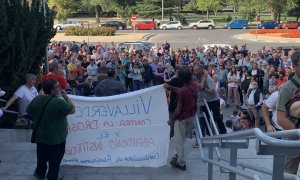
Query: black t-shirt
81 61 90 69
168 77 184 112
268 58 280 68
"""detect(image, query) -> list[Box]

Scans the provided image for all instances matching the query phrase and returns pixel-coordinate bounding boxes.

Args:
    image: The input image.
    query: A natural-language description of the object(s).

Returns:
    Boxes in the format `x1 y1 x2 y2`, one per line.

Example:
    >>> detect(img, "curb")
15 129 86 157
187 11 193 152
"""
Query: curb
141 34 156 41
232 34 300 43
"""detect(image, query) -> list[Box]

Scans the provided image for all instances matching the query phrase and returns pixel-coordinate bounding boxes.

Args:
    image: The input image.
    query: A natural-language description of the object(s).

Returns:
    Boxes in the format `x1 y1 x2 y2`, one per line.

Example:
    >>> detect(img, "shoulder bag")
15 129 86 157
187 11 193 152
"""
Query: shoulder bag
31 96 54 143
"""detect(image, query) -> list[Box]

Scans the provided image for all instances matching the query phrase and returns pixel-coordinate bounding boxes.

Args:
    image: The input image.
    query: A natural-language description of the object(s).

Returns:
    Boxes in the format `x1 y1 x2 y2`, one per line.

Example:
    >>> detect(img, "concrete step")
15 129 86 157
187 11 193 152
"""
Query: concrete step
0 129 295 180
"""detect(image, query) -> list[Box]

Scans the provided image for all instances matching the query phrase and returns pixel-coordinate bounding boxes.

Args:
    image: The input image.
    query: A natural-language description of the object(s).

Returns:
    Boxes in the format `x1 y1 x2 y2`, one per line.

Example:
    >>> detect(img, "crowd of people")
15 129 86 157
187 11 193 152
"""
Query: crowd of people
1 39 300 175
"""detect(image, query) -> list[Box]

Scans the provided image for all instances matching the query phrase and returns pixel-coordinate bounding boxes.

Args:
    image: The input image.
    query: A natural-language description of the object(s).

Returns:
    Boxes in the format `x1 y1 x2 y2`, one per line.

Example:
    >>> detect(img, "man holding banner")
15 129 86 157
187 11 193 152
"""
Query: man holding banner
166 67 199 171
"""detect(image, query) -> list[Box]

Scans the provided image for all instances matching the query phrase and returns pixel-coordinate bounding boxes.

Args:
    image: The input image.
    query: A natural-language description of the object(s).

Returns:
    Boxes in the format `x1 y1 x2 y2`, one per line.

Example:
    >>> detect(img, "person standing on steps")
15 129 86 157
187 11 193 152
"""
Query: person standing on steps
27 78 75 180
165 66 199 171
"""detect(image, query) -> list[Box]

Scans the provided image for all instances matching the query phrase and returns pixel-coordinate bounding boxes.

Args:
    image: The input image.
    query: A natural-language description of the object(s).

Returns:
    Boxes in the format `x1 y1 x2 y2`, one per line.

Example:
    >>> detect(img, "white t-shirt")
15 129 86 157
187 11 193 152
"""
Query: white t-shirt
230 115 240 128
265 91 283 130
226 127 233 133
220 98 225 115
227 72 240 88
14 85 38 115
251 69 257 76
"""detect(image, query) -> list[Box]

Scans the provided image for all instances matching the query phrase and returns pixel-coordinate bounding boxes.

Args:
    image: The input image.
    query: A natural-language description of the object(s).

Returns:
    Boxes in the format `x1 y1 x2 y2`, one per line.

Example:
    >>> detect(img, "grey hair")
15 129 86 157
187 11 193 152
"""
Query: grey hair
25 74 36 82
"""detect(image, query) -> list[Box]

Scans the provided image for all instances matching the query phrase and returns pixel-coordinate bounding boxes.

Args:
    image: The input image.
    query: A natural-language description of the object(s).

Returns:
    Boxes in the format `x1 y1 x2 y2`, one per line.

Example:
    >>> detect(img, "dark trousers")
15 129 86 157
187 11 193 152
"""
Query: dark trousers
125 77 133 92
35 141 66 180
238 85 243 104
200 99 227 135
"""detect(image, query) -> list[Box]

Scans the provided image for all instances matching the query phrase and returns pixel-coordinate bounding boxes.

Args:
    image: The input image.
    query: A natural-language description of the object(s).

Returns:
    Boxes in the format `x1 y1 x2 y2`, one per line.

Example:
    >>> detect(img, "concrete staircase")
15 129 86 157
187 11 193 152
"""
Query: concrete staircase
0 129 295 180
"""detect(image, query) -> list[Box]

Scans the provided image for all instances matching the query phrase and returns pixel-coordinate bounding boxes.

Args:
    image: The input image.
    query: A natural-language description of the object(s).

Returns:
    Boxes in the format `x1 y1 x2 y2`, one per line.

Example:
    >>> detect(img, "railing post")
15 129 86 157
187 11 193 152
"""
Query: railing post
229 148 238 180
272 155 285 180
208 146 214 180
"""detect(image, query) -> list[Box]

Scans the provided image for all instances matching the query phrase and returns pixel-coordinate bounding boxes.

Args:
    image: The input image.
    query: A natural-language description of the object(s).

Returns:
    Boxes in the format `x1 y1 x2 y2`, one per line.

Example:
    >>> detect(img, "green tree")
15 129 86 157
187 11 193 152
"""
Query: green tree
288 0 300 21
184 0 198 12
239 0 267 20
136 0 178 20
283 0 298 20
265 0 290 22
196 0 220 19
107 0 137 25
227 0 239 14
48 0 80 22
0 0 55 128
81 0 113 23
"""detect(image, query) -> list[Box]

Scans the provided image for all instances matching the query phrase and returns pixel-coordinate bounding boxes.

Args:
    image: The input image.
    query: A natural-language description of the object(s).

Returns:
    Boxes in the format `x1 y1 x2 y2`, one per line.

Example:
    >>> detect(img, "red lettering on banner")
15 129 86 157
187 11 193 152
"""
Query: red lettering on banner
119 119 151 127
68 120 99 133
64 141 103 155
109 137 155 149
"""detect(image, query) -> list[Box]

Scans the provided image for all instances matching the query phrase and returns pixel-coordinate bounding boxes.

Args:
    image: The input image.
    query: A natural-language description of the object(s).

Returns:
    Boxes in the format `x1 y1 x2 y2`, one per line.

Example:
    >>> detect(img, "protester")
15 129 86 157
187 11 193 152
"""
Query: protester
87 59 98 86
246 78 263 127
27 78 75 180
67 57 78 93
227 66 240 108
78 76 94 96
194 64 227 134
74 68 87 95
1 74 38 127
143 59 154 88
167 69 184 138
276 52 300 175
225 120 233 133
44 62 68 91
94 68 126 96
165 66 199 171
132 61 144 91
262 88 283 132
230 110 240 131
124 56 134 91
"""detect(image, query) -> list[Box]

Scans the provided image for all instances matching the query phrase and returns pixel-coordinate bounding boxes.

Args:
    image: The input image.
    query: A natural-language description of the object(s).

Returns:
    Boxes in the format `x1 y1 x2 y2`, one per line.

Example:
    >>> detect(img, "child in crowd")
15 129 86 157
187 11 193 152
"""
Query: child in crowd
225 120 233 133
230 110 240 131
237 111 252 130
238 117 252 130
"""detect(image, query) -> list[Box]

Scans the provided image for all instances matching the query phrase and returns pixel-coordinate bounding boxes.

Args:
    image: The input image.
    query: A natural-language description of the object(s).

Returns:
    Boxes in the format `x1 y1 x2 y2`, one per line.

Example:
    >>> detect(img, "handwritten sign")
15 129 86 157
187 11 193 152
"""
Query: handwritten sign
62 85 170 167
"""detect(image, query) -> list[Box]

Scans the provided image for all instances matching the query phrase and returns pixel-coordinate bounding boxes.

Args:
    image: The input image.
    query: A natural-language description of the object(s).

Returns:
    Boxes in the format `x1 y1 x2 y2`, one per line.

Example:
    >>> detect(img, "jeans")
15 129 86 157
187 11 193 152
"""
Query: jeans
125 77 133 92
133 80 142 91
35 141 66 180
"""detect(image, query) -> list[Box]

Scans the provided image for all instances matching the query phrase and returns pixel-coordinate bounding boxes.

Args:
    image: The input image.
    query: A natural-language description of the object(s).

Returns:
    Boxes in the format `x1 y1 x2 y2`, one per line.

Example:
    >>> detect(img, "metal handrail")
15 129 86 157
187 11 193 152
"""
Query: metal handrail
195 114 263 179
196 99 300 180
200 128 300 147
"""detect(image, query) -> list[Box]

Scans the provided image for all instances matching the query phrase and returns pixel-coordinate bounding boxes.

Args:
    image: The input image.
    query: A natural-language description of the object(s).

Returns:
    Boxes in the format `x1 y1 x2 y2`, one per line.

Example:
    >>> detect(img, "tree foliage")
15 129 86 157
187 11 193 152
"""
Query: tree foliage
0 0 56 127
136 0 178 20
287 0 300 20
195 0 220 18
48 0 80 22
184 0 198 12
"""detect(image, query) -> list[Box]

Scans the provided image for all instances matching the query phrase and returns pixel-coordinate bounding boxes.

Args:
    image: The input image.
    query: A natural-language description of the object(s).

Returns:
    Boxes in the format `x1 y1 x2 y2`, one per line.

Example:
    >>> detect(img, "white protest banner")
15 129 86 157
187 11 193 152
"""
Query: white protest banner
62 85 170 167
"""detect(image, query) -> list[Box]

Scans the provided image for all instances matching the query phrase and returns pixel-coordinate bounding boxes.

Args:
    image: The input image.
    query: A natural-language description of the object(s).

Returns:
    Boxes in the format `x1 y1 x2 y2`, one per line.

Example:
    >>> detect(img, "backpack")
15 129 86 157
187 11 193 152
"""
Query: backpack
285 78 300 128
